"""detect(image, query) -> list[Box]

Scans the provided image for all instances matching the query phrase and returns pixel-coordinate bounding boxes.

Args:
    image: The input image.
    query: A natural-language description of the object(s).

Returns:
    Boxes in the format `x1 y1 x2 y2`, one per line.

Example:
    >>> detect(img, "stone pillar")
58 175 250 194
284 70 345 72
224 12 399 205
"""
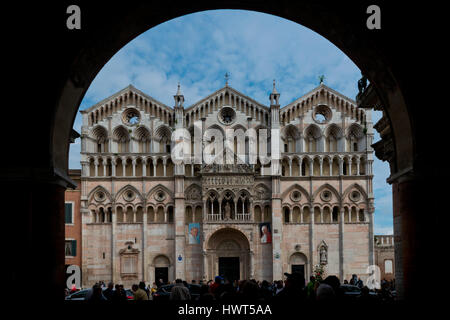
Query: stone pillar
132 158 136 177
250 251 255 279
309 204 315 277
94 158 99 176
174 176 186 280
271 176 283 281
111 207 117 283
338 207 345 282
142 207 148 282
367 208 374 266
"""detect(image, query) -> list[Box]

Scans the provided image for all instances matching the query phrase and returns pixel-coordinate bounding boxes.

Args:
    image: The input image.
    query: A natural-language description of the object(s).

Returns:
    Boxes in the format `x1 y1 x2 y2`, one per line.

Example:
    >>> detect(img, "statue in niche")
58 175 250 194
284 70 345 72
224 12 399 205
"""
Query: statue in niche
224 202 232 220
320 245 328 265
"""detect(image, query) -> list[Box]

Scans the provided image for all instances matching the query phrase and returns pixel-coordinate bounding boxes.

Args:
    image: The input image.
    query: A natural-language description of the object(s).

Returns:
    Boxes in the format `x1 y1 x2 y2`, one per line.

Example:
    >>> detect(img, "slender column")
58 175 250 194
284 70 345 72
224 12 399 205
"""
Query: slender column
94 159 99 177
111 159 116 176
142 208 148 281
309 205 315 277
329 161 333 176
111 207 117 283
320 207 324 223
289 159 292 176
339 207 344 281
339 158 344 175
356 159 360 176
348 159 352 176
102 159 106 176
319 158 323 176
289 208 293 223
250 251 254 279
132 158 136 177
122 160 126 177
299 159 302 177
367 208 374 266
164 207 168 223
163 159 167 177
142 160 147 176
153 160 157 177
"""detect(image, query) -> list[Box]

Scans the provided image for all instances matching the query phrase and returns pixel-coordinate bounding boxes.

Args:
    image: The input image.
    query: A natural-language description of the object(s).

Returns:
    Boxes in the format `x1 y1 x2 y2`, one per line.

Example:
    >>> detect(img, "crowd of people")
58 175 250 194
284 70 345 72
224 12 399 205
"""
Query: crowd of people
66 274 396 303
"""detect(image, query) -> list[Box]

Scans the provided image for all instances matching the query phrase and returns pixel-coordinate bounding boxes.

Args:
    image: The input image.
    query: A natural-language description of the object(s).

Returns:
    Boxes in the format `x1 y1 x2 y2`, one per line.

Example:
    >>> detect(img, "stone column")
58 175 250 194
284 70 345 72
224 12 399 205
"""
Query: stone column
250 251 255 279
271 176 283 281
111 207 117 283
174 175 186 280
309 204 315 277
338 207 345 282
94 158 99 176
142 207 148 282
367 207 374 266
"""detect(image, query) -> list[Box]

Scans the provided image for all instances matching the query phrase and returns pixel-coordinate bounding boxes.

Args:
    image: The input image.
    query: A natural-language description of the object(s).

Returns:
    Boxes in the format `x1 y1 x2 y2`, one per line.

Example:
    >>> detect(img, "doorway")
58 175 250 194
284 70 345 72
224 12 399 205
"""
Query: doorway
292 264 305 276
155 267 168 284
219 257 240 282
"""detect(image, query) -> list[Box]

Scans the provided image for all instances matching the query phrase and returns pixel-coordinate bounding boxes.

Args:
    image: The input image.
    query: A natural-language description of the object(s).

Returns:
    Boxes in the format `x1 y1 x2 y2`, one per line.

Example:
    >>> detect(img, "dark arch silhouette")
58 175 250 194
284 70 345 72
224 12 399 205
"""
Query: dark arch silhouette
6 2 443 303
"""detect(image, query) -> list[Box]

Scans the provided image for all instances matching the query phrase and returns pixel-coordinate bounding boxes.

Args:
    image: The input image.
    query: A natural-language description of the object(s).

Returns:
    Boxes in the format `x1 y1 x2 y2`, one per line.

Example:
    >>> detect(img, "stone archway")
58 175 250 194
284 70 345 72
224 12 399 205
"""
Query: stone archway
289 252 308 281
10 2 443 302
149 254 173 286
205 228 251 281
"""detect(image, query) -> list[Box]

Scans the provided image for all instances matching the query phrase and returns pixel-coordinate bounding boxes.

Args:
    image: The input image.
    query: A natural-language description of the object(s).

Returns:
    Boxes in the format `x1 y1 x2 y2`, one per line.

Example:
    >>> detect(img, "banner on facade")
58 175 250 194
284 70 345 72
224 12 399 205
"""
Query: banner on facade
188 222 200 244
259 222 272 244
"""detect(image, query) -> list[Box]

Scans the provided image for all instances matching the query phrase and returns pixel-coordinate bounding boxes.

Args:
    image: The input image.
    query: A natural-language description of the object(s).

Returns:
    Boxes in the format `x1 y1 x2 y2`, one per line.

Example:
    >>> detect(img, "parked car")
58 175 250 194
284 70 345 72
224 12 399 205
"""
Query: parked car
65 289 90 300
340 284 377 300
153 284 201 301
65 288 134 300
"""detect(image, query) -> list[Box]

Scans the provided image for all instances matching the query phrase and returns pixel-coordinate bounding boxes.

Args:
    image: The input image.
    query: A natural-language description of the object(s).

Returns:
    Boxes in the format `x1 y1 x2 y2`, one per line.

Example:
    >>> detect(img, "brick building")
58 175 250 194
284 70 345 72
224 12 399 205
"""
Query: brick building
65 169 82 275
374 234 395 281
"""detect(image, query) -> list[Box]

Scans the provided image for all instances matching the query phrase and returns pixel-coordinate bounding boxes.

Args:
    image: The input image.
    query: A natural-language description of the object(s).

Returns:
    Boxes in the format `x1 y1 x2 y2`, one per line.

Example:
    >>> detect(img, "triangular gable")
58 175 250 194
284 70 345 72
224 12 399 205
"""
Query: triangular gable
185 86 269 111
81 84 171 114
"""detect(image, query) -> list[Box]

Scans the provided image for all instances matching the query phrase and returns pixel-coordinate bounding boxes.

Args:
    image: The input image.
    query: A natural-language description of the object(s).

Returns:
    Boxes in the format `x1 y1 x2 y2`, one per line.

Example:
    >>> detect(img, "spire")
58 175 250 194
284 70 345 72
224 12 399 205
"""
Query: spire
174 82 184 108
272 79 278 94
270 79 280 106
225 72 230 87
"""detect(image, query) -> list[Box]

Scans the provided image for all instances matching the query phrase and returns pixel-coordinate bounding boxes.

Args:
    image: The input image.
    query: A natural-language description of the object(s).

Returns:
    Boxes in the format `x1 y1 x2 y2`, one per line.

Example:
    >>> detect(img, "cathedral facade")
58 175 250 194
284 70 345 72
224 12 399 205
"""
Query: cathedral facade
79 81 375 287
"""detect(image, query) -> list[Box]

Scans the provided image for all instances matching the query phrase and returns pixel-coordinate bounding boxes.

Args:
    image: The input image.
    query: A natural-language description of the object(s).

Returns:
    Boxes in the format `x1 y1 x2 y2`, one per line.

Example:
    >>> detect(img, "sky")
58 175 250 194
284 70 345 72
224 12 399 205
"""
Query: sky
69 9 393 235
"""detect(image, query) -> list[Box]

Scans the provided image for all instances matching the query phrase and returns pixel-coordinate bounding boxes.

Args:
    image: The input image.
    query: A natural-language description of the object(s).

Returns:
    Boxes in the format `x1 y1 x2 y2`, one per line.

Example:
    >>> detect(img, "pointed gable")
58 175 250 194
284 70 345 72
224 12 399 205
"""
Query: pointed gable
280 83 363 123
80 85 173 126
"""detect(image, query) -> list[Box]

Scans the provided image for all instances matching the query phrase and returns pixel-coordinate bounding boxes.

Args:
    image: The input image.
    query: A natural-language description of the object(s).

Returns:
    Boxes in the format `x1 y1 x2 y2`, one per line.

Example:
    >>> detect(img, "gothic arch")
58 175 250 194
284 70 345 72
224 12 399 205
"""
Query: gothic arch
87 185 113 204
281 183 310 202
146 184 174 202
312 183 341 203
342 183 368 202
115 184 144 204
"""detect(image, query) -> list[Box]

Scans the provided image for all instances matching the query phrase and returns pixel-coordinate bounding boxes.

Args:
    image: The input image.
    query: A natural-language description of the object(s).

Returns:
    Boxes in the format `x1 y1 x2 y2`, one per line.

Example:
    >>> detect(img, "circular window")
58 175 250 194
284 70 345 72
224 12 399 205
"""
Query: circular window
320 190 332 202
218 106 236 125
123 190 135 201
290 190 301 202
122 108 141 126
349 190 361 202
94 191 106 202
155 190 166 202
313 105 332 124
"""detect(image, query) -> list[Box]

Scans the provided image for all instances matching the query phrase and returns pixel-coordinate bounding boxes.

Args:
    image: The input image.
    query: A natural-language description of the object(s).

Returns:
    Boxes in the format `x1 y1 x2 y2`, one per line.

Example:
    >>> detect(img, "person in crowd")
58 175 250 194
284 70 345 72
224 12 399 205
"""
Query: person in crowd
306 276 316 300
150 282 158 295
112 284 128 302
356 277 364 289
170 279 191 300
378 281 394 302
350 274 358 286
139 281 151 300
198 284 215 302
86 283 107 301
209 276 223 296
357 286 373 303
274 272 306 301
343 279 349 284
132 283 149 301
103 282 115 301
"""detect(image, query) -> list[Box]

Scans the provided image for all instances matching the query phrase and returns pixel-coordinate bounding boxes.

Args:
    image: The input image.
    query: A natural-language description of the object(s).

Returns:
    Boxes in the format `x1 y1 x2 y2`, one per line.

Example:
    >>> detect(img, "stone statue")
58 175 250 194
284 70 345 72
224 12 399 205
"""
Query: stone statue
320 246 327 265
224 202 232 220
